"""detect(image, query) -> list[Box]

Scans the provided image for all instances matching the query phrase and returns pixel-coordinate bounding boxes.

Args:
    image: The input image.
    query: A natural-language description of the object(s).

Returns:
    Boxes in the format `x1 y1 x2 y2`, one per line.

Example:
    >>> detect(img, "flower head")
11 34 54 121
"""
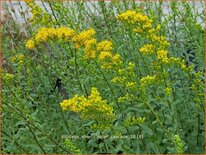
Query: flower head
60 87 115 126
97 40 112 52
140 75 156 89
25 39 35 49
99 51 112 60
157 50 169 63
72 28 95 48
139 44 155 55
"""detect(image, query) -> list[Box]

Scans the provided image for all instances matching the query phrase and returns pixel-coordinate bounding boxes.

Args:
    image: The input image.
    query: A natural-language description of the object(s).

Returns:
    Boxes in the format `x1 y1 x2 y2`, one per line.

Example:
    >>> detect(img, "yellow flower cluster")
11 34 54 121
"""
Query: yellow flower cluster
56 27 77 41
173 135 184 154
26 1 53 27
25 39 35 50
127 62 135 71
26 27 122 67
60 87 115 123
149 35 170 49
84 39 97 59
3 73 14 83
25 27 76 49
112 54 121 63
11 54 25 64
168 57 188 70
72 28 95 49
116 10 137 24
97 40 113 52
144 24 170 49
99 51 113 60
35 27 57 43
117 10 152 30
24 0 33 3
164 87 172 96
168 57 180 64
64 139 81 154
118 93 135 103
148 24 161 34
142 26 170 64
133 28 143 33
111 62 136 86
60 95 85 112
111 76 127 85
147 25 160 35
124 116 145 126
157 50 169 63
140 75 156 89
95 40 121 68
138 28 170 63
189 71 204 108
139 44 155 55
126 81 136 89
100 56 121 69
117 10 172 67
83 38 121 64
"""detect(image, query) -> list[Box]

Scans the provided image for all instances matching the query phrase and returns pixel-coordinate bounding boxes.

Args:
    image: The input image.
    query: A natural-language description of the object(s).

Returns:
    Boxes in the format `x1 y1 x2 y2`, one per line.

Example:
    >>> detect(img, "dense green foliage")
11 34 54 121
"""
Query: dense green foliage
2 0 205 154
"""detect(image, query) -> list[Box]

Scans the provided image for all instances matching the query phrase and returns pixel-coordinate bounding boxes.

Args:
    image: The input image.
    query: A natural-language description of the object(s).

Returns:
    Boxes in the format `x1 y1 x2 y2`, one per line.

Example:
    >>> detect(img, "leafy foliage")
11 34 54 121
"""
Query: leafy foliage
2 0 205 154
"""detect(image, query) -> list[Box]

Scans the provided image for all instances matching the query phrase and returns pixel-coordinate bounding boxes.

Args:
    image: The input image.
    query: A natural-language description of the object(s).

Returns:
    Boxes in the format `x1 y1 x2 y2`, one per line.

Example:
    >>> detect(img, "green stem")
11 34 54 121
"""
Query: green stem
140 95 171 141
94 61 122 111
27 124 47 153
2 131 28 153
74 49 84 94
4 102 71 153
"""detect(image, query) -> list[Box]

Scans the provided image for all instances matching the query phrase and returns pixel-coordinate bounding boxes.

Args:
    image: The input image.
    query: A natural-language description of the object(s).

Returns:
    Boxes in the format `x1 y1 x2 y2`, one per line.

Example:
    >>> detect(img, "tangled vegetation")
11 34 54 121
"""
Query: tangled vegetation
2 0 205 154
